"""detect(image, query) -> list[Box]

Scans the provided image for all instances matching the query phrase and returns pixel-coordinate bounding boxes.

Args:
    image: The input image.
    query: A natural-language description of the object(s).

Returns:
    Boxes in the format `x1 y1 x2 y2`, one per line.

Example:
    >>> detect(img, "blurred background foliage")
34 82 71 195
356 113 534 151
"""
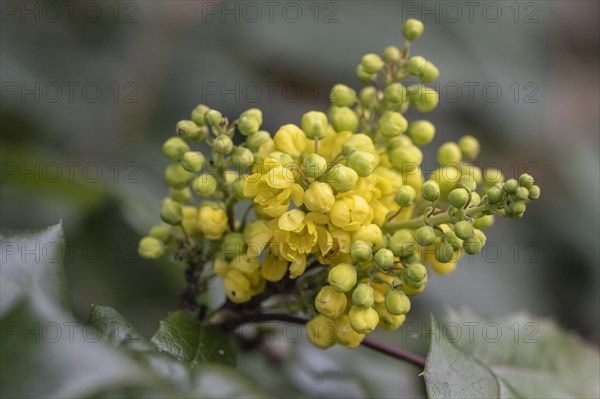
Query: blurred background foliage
1 1 598 396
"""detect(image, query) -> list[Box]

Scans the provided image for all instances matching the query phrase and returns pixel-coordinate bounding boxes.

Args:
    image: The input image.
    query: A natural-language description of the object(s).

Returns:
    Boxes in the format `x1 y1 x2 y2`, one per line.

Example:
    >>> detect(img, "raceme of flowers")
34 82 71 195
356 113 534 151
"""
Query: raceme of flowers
139 19 541 349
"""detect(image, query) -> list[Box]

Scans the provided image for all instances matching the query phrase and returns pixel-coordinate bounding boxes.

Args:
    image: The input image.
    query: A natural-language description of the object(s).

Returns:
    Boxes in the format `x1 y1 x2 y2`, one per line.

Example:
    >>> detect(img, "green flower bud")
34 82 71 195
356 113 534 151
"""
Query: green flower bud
487 187 503 204
302 153 328 179
204 109 222 126
458 135 480 160
342 133 375 155
149 225 174 242
419 61 439 83
351 240 372 263
325 164 358 192
454 221 474 240
483 168 504 185
315 286 347 319
407 56 426 75
403 19 424 41
163 137 190 161
361 53 384 74
359 87 378 109
448 188 470 208
347 150 376 177
422 180 440 202
213 135 233 154
330 84 357 107
240 108 263 125
160 198 183 225
504 179 519 194
192 174 217 198
435 242 454 263
528 185 540 200
374 248 395 269
269 151 294 167
463 235 483 255
519 173 535 189
515 186 529 201
356 64 377 82
181 151 205 172
352 283 375 307
458 175 477 193
176 120 201 140
430 166 461 201
389 229 415 258
473 215 495 229
507 200 526 215
384 83 408 105
407 120 435 146
383 46 401 63
328 263 357 292
165 163 193 189
395 185 417 207
416 226 436 247
389 145 423 171
330 106 359 133
301 111 328 139
231 146 254 167
445 230 463 251
437 142 462 166
385 290 411 315
237 116 260 136
379 111 408 138
405 263 427 287
246 130 272 152
222 233 246 261
169 187 191 203
191 104 210 126
349 305 379 334
138 236 165 259
408 85 439 112
474 229 487 246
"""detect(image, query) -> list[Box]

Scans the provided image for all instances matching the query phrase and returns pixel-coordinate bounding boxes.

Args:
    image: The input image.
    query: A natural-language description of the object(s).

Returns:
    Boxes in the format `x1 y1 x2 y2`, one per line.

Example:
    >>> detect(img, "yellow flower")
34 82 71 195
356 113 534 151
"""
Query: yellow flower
243 220 273 259
243 158 304 217
273 124 306 158
304 182 335 213
315 286 347 319
374 302 406 330
197 203 228 240
306 129 352 162
306 314 337 349
335 315 365 348
261 250 289 282
181 206 200 236
329 193 373 232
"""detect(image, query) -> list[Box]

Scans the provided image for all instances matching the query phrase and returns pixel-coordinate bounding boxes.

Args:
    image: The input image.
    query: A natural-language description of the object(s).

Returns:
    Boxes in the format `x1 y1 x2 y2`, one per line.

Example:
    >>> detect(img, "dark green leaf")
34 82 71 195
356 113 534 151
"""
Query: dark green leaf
87 305 152 351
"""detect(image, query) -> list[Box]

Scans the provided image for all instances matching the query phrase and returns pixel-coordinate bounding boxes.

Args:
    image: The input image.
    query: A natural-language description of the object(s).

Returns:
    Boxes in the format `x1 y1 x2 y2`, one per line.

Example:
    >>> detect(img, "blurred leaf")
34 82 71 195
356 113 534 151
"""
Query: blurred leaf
445 308 600 399
151 310 236 366
0 223 69 316
88 305 152 351
423 316 519 398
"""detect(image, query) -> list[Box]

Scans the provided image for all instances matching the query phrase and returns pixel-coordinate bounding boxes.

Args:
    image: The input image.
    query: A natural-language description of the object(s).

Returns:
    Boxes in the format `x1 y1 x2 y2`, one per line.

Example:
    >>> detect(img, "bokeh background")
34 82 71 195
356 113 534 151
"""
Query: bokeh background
1 1 598 397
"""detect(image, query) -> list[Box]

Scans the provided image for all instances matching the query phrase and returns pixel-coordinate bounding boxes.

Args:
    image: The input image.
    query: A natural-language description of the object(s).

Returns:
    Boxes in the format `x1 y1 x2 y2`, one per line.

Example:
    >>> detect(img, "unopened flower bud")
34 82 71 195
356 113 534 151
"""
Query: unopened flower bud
422 180 440 202
504 179 519 194
405 263 427 288
197 203 228 240
385 290 411 315
237 116 260 136
330 84 357 107
306 315 337 349
458 175 477 193
528 185 540 200
352 283 375 307
325 164 358 192
328 263 357 292
419 61 439 83
389 229 416 258
395 185 417 207
347 150 376 177
458 135 480 160
349 305 379 334
169 187 191 203
416 226 436 246
483 168 504 185
302 153 328 178
454 221 474 240
374 248 394 269
231 146 254 167
149 225 174 242
240 108 263 125
342 134 375 155
473 215 495 229
361 53 384 74
519 173 535 189
176 120 201 140
191 104 210 126
204 109 222 126
192 174 217 198
408 85 439 112
246 130 271 152
301 111 328 139
403 18 424 41
448 188 470 208
379 111 408 138
384 83 408 105
163 137 190 161
383 46 401 63
165 163 193 189
407 120 435 146
138 236 165 259
463 235 483 254
444 230 463 251
437 142 462 166
181 151 205 172
221 233 245 261
407 56 426 75
351 240 372 263
213 135 233 154
508 200 526 215
304 181 335 213
330 106 359 132
356 64 377 82
160 199 183 225
315 286 347 319
487 187 503 204
515 186 529 201
435 241 455 263
359 87 378 109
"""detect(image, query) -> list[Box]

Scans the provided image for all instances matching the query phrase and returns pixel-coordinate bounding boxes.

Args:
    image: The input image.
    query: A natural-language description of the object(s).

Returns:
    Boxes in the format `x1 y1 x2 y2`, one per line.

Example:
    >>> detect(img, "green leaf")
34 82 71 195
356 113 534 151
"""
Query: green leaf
151 310 236 366
423 316 520 399
0 223 70 315
445 308 600 399
87 305 152 351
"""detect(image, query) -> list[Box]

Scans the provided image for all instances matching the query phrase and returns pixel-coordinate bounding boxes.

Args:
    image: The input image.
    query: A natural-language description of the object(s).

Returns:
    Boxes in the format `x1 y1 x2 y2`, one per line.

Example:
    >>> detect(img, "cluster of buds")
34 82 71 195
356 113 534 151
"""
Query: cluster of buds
139 19 540 349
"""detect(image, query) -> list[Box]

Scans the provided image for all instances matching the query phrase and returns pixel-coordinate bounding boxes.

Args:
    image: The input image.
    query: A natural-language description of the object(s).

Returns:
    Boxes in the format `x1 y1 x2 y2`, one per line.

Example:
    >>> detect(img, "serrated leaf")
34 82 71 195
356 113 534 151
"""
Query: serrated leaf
151 310 236 366
0 223 69 315
423 316 520 398
444 308 600 398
